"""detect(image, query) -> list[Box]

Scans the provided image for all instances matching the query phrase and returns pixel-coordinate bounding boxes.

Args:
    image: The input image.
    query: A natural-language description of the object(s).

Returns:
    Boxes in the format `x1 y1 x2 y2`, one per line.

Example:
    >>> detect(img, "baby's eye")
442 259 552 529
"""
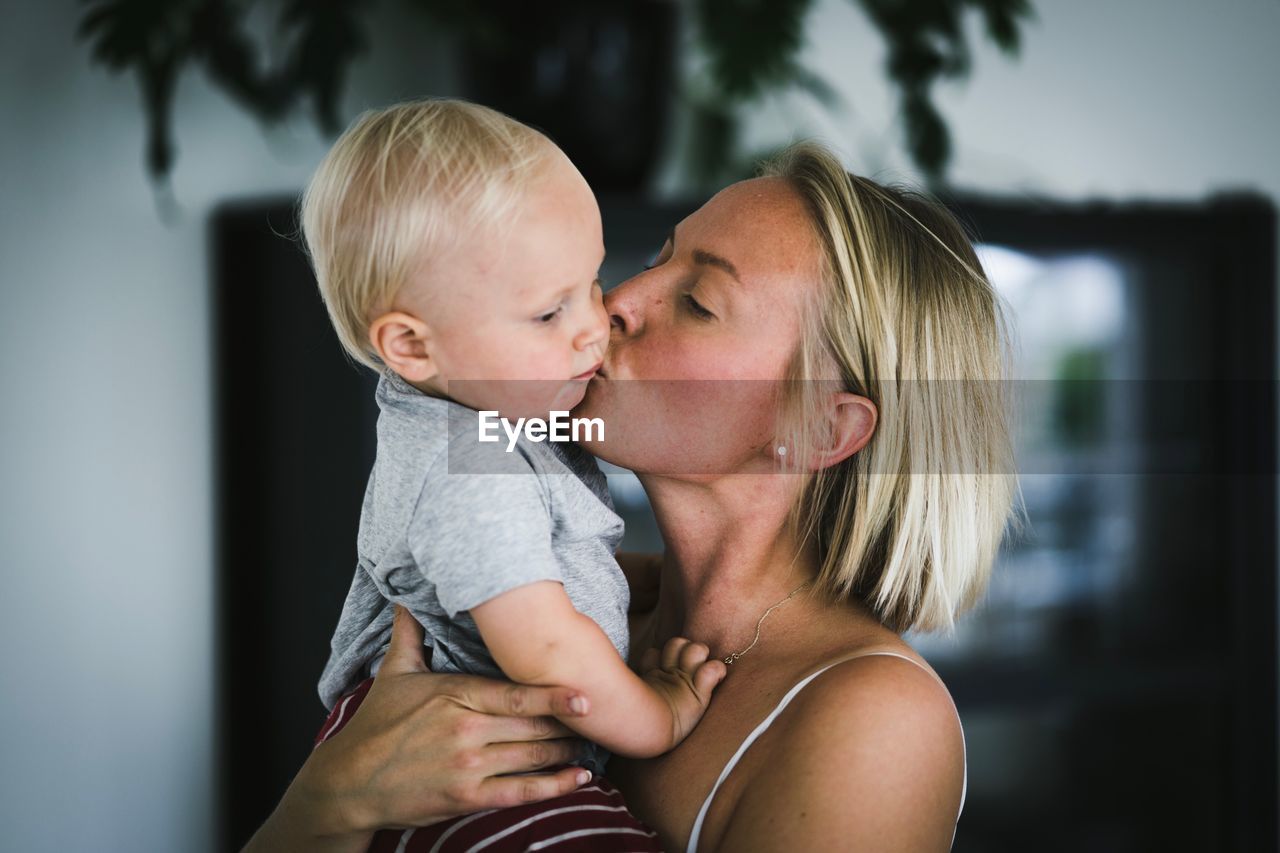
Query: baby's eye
537 305 563 324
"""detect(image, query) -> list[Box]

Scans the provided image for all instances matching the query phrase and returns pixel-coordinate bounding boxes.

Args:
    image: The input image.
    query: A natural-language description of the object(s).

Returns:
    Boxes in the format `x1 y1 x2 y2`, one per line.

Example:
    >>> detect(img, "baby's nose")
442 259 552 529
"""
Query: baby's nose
576 290 610 349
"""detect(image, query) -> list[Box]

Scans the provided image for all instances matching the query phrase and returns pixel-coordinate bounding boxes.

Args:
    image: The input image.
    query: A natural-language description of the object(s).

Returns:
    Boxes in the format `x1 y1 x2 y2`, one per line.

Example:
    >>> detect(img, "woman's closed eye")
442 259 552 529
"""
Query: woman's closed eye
640 238 712 319
683 292 715 320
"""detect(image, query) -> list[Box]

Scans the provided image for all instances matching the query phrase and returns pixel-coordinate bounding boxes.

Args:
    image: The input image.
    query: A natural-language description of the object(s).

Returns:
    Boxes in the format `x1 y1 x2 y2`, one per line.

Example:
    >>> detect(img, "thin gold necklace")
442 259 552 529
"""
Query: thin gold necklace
723 580 812 665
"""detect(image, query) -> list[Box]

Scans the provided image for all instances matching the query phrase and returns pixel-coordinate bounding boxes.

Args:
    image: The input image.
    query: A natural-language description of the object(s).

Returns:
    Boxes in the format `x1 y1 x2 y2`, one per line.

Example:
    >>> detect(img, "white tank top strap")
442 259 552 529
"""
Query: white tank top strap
685 650 968 853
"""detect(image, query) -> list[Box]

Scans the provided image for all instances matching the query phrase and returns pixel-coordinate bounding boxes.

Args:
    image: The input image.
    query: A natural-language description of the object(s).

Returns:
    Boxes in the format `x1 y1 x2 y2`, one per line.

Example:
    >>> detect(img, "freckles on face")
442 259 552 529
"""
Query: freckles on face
620 178 818 381
577 177 823 475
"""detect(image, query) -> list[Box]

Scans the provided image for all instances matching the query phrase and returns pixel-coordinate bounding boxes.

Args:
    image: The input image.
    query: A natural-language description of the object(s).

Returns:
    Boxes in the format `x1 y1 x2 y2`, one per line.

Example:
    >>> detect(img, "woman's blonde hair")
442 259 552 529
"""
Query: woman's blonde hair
764 141 1025 634
299 98 557 371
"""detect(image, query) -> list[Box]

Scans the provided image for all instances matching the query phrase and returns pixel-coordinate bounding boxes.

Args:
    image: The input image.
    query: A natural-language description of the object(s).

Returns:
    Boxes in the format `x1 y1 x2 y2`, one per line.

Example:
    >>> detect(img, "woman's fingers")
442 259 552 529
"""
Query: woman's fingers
484 737 587 776
475 766 593 810
455 675 589 720
289 664 598 837
485 711 579 743
379 604 429 675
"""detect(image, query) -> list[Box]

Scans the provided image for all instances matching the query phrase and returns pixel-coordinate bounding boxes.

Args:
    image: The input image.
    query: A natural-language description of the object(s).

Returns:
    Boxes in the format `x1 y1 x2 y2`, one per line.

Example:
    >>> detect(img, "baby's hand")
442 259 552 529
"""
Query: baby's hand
640 636 728 749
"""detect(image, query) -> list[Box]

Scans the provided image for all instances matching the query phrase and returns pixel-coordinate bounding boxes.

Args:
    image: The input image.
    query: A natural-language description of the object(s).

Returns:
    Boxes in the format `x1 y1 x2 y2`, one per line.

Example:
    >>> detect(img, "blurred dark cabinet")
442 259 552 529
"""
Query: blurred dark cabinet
213 200 379 851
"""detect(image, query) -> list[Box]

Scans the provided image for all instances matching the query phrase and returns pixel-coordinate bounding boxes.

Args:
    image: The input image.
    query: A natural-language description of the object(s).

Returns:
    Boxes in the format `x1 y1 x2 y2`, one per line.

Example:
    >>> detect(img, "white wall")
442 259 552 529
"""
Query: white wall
0 1 1275 850
740 0 1280 202
0 4 455 850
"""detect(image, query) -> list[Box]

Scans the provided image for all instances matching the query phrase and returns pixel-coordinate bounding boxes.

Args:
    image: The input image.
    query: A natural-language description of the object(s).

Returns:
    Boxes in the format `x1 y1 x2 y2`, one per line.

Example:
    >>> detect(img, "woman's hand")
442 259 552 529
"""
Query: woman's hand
243 605 594 853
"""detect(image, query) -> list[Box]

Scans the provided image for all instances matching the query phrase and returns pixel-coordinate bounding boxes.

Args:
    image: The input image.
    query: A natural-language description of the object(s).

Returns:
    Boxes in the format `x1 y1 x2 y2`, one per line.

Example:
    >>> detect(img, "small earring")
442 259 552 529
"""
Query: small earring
776 445 788 457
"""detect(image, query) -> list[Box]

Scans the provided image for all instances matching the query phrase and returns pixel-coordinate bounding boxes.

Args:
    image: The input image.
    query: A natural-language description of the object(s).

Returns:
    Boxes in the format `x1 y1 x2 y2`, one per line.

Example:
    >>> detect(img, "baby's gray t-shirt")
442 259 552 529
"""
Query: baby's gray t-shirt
319 368 628 775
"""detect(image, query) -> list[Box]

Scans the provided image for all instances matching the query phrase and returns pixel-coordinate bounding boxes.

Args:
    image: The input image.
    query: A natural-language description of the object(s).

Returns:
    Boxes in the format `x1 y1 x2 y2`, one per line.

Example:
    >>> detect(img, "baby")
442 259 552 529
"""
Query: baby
300 99 724 848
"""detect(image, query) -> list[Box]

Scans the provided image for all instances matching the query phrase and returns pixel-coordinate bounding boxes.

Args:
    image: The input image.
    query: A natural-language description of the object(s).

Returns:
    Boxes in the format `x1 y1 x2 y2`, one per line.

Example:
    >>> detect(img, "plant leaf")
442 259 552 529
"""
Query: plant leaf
973 0 1034 55
189 0 287 121
693 0 816 101
279 0 370 133
902 88 949 181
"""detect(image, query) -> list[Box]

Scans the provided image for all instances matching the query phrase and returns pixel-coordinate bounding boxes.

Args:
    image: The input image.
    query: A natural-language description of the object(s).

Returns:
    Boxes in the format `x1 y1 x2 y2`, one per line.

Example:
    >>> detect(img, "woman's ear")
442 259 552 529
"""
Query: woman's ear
368 311 439 383
809 392 877 470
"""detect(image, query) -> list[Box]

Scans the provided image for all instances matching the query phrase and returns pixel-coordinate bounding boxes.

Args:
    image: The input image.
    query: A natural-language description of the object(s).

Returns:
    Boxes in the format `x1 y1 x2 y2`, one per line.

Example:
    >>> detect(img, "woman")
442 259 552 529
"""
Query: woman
247 141 1022 852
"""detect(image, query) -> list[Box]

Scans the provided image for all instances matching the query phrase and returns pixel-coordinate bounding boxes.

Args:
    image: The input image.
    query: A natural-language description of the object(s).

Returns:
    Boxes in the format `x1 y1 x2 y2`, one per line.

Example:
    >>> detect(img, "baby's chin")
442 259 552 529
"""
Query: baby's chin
550 380 590 413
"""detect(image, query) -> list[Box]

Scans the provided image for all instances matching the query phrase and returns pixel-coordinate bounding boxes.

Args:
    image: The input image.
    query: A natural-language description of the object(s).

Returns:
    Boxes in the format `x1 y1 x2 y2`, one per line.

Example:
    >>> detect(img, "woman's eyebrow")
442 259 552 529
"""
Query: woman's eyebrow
666 227 741 283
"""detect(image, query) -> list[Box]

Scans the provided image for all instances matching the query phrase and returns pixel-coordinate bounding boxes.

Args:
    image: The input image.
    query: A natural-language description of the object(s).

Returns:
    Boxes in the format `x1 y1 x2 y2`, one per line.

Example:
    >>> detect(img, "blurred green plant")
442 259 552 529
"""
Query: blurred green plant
78 0 1034 188
78 0 371 183
688 0 1035 188
1052 346 1108 448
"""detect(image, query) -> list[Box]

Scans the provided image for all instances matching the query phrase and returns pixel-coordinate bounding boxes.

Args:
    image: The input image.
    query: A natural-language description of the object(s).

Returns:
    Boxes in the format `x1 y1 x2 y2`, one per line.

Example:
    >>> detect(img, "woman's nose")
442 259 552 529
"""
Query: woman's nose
604 277 643 337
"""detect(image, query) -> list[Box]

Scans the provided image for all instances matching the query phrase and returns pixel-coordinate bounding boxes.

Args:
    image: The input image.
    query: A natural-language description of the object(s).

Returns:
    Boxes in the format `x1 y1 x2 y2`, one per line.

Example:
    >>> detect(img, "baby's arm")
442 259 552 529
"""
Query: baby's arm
471 580 725 758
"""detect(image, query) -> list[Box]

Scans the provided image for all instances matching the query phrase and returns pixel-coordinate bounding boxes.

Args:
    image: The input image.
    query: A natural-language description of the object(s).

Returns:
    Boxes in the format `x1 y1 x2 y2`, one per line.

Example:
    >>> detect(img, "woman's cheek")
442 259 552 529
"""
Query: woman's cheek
578 375 777 476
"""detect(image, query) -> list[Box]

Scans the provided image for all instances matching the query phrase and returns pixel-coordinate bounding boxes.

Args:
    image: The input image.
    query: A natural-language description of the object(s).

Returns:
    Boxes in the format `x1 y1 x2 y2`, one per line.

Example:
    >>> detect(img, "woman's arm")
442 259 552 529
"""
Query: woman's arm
243 607 594 853
711 656 965 852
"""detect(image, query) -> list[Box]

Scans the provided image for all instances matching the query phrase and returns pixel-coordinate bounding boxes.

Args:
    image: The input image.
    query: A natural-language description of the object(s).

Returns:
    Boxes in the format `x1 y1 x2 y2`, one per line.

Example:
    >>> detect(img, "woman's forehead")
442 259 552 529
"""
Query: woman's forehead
685 177 821 285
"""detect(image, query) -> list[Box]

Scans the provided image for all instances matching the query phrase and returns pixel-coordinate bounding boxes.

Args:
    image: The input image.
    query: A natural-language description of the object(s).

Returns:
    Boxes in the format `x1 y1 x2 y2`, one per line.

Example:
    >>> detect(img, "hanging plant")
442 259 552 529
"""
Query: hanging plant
688 0 1035 187
78 0 371 183
77 0 1034 191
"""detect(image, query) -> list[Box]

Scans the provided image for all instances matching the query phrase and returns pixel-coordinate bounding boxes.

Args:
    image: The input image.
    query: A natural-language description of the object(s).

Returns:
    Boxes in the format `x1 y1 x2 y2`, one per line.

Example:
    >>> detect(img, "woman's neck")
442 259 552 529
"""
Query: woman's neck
639 472 819 660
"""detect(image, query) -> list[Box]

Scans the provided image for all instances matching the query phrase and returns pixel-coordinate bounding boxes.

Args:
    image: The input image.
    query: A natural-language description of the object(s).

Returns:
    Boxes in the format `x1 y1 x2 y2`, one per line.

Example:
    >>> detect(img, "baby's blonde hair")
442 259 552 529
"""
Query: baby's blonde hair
299 98 557 371
765 141 1026 634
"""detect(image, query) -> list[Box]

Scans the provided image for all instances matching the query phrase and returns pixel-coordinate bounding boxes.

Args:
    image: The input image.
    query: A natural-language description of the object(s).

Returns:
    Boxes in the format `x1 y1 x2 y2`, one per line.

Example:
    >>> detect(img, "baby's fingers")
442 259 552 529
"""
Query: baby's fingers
693 658 728 698
660 636 691 670
677 640 711 673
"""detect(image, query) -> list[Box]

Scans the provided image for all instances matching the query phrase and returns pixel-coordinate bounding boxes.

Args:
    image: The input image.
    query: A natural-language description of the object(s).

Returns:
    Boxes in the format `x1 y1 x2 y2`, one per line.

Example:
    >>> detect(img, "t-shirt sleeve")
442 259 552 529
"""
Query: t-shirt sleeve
406 447 563 619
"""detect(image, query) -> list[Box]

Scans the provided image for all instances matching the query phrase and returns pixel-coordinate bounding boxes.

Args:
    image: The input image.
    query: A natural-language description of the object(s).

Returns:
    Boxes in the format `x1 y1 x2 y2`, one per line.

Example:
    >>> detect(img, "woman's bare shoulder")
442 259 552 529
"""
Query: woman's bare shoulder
712 649 965 851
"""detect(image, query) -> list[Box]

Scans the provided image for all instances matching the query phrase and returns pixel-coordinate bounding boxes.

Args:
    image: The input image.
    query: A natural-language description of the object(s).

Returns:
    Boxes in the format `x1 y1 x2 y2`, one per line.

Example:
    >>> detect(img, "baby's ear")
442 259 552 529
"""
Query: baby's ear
368 311 438 383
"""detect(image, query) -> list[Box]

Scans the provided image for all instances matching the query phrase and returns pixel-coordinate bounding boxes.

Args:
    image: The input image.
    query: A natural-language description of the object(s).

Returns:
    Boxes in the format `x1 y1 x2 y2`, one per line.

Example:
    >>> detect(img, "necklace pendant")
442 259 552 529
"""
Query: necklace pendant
718 580 811 670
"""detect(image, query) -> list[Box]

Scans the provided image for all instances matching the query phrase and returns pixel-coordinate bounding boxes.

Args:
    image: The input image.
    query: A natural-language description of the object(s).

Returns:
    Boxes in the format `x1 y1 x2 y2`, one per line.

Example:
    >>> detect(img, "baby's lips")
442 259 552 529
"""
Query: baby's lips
572 361 603 381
